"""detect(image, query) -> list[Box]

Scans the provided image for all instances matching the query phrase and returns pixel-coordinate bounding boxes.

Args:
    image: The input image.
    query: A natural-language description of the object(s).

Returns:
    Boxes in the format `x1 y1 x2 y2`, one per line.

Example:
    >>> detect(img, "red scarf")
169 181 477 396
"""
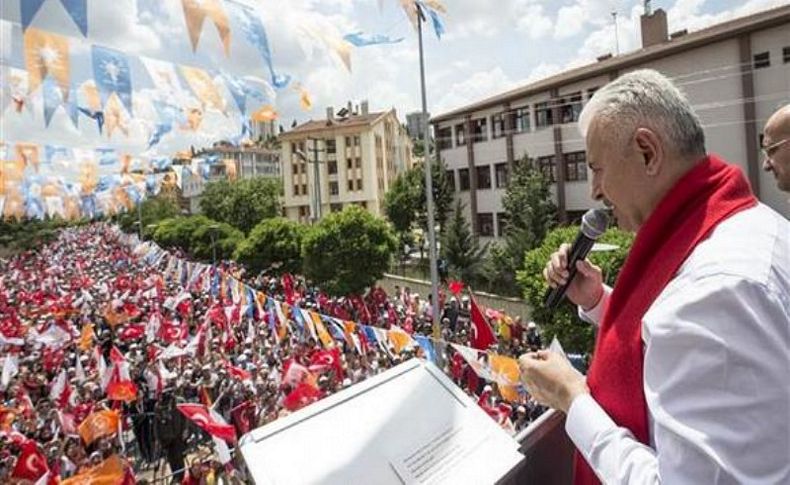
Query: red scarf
575 155 757 484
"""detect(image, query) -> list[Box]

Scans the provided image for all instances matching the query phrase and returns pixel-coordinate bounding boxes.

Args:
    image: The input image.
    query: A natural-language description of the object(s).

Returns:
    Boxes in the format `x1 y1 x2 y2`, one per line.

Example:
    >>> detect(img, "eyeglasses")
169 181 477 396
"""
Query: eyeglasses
762 138 789 159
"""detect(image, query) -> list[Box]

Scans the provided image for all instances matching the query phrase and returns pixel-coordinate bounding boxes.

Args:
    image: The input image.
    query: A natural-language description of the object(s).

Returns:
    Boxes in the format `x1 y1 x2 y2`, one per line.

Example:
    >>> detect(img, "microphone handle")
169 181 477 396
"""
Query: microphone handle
543 232 596 310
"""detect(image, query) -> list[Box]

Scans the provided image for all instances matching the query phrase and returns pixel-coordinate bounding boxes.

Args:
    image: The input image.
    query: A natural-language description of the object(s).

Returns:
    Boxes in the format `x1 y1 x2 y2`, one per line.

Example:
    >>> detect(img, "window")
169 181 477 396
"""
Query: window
514 107 530 133
560 92 583 124
356 178 363 191
437 127 453 150
587 86 599 100
326 139 336 154
347 180 355 191
476 165 491 190
477 213 494 237
471 118 487 143
754 51 770 69
536 155 557 183
458 168 470 191
495 163 509 188
345 136 351 146
298 205 310 220
783 46 790 64
492 113 506 139
355 157 362 169
330 203 343 213
301 184 307 195
446 170 455 191
564 151 588 182
455 123 466 146
328 160 338 175
347 158 353 170
535 102 553 128
329 181 339 196
293 184 300 196
353 135 361 146
292 163 299 175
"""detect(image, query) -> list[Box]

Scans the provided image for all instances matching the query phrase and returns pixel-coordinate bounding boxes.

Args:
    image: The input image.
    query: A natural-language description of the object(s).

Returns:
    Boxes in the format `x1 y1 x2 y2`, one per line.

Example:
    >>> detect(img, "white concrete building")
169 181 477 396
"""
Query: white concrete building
280 101 413 223
432 4 790 242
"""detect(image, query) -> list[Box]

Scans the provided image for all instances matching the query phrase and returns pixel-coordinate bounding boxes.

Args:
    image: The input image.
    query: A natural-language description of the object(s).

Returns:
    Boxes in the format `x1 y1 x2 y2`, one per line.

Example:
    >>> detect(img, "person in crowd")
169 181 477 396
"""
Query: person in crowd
520 69 790 484
762 103 790 194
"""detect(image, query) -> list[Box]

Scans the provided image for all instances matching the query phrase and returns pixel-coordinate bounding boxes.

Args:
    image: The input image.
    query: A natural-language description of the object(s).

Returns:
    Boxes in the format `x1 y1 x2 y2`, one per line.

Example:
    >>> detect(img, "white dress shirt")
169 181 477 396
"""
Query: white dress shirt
566 203 790 484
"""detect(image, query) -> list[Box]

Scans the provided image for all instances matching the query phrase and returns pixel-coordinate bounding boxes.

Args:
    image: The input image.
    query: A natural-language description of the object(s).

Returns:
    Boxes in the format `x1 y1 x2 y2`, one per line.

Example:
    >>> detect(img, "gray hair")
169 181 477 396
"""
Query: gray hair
578 69 706 158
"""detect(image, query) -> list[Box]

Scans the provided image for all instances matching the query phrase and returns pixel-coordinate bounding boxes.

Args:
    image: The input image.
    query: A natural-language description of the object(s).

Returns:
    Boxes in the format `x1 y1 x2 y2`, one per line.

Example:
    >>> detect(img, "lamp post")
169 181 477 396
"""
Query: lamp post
209 224 220 266
416 3 441 340
296 140 324 223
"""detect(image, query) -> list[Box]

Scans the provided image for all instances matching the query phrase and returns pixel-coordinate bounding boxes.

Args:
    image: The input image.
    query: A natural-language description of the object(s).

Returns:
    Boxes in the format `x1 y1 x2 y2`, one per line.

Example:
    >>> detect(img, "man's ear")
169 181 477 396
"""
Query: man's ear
633 128 662 176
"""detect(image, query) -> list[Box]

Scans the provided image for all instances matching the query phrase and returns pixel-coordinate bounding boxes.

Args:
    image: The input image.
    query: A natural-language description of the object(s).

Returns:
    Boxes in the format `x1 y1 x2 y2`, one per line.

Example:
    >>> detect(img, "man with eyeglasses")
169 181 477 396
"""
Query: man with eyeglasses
762 104 790 192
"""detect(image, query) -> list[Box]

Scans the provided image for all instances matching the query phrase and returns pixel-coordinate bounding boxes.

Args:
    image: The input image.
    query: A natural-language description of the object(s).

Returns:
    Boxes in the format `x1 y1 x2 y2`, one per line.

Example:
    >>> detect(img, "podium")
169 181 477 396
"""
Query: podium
239 359 575 484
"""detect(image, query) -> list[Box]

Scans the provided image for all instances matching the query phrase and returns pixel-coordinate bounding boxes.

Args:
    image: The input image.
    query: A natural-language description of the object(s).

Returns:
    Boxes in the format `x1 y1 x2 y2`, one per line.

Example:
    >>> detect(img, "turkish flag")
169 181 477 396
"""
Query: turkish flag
119 324 145 341
177 404 237 442
469 295 497 350
308 348 343 379
159 321 187 344
224 360 251 381
12 439 48 481
283 382 322 411
230 400 256 435
107 379 138 402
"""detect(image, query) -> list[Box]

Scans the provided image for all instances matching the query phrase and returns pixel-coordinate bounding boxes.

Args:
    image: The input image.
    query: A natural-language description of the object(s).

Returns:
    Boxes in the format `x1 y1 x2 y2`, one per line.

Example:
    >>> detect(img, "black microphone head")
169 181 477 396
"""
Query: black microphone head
580 209 609 240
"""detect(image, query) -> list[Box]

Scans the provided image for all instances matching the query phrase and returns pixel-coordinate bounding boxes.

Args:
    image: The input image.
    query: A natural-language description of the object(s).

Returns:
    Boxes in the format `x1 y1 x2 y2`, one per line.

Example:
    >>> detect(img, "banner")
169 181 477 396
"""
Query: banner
91 45 133 115
180 0 231 56
24 28 70 99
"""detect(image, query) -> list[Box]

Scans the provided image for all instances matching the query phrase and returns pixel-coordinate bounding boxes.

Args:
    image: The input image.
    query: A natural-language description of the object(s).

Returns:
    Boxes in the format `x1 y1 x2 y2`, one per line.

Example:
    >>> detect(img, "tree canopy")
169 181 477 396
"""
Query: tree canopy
234 217 306 275
302 205 398 296
200 177 281 234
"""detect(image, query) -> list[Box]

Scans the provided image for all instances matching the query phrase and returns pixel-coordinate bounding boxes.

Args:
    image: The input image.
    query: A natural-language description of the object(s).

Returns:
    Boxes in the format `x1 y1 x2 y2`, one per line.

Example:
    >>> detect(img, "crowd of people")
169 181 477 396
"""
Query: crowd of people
0 223 546 484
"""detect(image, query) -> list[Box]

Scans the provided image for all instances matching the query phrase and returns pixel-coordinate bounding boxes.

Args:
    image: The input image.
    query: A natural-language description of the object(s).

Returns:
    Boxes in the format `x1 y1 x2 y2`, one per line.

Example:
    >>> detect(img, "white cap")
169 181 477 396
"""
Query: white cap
527 321 537 329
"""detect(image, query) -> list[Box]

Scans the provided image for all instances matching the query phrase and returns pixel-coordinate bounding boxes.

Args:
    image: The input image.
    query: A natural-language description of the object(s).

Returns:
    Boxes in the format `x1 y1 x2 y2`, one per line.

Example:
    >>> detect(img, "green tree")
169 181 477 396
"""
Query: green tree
417 160 454 235
234 217 306 275
118 194 180 235
442 200 488 286
151 216 213 253
302 205 398 296
191 222 244 263
200 177 281 233
517 225 634 354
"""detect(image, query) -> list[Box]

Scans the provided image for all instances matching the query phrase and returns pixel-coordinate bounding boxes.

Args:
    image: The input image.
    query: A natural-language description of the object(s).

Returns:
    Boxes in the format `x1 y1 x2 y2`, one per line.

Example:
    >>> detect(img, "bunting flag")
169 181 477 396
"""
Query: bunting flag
180 66 226 113
343 31 404 47
42 76 63 127
15 143 40 173
180 0 231 56
421 1 446 39
388 326 414 354
251 104 278 122
309 311 334 348
294 83 312 111
91 45 133 115
489 354 521 403
21 0 88 36
229 1 290 88
78 409 120 445
141 57 183 98
23 28 70 99
103 95 129 138
414 335 437 363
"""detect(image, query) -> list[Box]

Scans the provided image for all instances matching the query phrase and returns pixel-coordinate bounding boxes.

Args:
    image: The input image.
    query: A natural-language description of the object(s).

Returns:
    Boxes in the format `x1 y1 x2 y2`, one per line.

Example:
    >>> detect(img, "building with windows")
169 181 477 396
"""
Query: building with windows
432 4 790 242
280 101 413 223
406 111 430 140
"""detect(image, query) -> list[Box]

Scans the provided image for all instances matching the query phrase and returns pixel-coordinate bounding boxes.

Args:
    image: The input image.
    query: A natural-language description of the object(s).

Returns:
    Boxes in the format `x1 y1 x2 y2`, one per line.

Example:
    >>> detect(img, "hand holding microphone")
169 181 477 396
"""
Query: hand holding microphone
543 209 608 311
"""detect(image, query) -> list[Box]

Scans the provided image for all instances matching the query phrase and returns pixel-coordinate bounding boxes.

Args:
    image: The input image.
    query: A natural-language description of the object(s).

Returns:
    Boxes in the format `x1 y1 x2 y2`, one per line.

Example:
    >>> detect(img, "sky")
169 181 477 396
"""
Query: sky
0 0 786 157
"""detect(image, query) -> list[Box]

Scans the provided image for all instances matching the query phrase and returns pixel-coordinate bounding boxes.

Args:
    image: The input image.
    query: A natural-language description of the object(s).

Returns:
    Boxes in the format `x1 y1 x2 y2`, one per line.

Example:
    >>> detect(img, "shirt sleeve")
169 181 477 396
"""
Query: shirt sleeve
565 275 790 484
577 284 612 327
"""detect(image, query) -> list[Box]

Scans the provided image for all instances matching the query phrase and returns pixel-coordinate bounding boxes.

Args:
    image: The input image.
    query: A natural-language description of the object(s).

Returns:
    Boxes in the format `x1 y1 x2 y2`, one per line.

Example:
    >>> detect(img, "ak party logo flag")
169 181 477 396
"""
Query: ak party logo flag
228 0 290 88
24 28 70 99
181 0 231 56
21 0 88 37
91 45 133 115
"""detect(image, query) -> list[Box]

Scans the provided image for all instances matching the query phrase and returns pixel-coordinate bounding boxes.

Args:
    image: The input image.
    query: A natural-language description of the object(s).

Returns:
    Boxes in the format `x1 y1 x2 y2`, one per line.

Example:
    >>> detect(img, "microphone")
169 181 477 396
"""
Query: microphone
544 209 610 311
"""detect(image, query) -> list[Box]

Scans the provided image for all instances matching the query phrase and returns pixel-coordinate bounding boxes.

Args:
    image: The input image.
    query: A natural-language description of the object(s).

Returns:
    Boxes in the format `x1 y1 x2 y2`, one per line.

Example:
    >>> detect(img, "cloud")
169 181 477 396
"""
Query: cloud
554 5 586 39
433 66 518 115
515 3 553 40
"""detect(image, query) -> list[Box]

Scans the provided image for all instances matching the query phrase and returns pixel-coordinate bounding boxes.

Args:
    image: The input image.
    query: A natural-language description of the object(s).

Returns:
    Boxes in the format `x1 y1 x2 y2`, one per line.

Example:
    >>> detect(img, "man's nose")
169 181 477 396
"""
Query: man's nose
762 156 773 172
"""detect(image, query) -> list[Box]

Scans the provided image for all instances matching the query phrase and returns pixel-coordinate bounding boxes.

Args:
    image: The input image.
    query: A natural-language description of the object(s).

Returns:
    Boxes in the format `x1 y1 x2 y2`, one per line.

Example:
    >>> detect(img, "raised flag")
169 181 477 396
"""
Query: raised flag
469 294 497 350
61 454 127 485
11 439 48 482
224 360 251 381
309 312 334 348
489 354 521 403
283 381 321 411
177 403 237 442
414 335 437 363
388 326 414 354
78 410 120 445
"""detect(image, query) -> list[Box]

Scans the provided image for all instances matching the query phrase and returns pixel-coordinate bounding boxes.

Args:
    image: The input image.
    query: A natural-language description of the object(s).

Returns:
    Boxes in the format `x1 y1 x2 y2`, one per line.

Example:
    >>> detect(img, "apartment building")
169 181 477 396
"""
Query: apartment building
280 101 413 223
432 4 790 241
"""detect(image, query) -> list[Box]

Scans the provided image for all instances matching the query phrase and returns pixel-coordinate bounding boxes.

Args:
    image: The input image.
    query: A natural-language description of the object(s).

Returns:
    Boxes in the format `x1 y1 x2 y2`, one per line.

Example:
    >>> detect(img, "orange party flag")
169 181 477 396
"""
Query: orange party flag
15 143 39 173
251 104 278 122
24 28 70 99
180 65 225 112
180 0 231 56
78 410 120 446
61 454 127 485
309 312 334 348
388 326 413 354
78 323 94 352
489 354 521 402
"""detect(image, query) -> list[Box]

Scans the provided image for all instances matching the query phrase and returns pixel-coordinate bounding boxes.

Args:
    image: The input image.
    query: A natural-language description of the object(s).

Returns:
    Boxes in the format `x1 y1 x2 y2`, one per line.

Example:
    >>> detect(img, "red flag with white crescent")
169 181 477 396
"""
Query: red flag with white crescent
12 439 49 481
176 403 237 442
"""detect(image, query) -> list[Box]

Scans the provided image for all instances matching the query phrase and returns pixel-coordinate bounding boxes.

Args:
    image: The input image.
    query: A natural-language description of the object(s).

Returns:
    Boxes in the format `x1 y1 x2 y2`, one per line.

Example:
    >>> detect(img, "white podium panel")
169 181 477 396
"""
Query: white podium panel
239 359 524 485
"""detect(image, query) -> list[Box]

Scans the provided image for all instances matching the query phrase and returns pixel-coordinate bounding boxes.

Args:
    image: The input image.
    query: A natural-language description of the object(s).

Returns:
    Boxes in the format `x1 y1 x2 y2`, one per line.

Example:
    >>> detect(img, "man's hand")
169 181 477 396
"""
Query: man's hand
519 350 589 414
543 243 604 310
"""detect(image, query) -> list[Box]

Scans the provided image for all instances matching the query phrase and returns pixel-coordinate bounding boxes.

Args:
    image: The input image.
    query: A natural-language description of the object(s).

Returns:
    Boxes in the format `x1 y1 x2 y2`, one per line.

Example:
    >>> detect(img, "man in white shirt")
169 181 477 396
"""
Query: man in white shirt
518 70 790 484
